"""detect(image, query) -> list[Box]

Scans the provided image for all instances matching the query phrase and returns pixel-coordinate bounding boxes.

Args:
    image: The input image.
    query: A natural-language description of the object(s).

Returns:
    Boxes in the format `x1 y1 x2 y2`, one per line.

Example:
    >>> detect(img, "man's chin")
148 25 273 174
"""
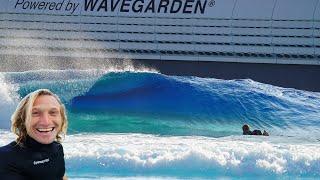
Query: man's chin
31 132 57 144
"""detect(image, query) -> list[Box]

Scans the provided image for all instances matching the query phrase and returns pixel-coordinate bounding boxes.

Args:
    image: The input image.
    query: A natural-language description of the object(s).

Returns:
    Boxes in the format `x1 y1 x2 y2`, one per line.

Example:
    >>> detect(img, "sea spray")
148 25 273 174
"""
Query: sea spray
0 73 19 129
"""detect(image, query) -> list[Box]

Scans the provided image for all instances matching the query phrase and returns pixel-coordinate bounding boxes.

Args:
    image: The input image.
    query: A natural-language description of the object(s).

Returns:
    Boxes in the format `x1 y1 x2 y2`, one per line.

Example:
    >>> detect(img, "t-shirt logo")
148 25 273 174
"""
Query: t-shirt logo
33 158 50 165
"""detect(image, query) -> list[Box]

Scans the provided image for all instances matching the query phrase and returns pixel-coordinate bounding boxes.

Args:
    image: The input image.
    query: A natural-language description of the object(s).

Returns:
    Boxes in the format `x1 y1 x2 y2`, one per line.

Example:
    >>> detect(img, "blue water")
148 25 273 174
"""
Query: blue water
1 69 320 179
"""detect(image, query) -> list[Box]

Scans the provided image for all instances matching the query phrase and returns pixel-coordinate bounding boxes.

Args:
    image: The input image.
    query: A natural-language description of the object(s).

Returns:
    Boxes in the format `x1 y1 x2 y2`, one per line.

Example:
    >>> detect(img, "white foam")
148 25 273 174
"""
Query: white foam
60 133 320 177
0 74 20 129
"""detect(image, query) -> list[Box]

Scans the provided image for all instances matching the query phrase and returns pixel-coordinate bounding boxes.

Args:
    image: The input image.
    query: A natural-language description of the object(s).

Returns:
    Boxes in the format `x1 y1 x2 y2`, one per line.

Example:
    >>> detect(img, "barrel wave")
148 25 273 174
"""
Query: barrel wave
69 71 320 138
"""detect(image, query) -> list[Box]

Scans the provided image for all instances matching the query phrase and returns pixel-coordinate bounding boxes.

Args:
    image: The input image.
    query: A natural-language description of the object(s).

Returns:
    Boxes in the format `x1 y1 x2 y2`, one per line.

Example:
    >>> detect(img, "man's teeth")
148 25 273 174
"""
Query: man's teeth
37 128 54 132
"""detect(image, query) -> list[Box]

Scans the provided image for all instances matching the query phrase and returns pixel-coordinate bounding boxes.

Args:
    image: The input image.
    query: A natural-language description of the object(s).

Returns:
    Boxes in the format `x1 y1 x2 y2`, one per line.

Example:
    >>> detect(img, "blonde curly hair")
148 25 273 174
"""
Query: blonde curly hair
11 89 68 146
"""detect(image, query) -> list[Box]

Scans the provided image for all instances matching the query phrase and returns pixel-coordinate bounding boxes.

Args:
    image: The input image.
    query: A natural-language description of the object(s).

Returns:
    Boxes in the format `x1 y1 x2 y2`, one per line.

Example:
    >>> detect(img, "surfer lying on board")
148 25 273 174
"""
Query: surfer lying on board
0 89 68 179
242 124 269 136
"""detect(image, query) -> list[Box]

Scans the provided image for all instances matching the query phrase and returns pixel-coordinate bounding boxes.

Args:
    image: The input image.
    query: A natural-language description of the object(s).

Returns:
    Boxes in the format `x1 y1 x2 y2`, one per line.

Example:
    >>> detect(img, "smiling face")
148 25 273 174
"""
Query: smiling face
25 95 62 144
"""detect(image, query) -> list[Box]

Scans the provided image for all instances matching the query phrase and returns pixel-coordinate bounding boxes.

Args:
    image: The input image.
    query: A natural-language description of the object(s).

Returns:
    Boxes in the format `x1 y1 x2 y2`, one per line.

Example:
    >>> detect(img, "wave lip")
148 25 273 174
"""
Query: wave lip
64 133 320 178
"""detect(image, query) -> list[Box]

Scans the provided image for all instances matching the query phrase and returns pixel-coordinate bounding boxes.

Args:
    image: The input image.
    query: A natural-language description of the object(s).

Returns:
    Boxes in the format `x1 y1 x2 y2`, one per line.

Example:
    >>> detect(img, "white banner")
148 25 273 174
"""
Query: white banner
2 0 218 17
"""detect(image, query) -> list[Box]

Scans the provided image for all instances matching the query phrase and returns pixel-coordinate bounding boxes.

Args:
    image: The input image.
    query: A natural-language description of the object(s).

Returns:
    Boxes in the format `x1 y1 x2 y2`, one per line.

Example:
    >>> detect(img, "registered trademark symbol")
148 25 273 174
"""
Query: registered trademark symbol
208 0 215 7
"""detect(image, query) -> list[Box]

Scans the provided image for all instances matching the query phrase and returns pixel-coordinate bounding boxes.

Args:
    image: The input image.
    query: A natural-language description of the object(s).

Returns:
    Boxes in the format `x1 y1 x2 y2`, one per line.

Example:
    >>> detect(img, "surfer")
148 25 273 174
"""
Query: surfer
242 124 269 136
0 89 68 179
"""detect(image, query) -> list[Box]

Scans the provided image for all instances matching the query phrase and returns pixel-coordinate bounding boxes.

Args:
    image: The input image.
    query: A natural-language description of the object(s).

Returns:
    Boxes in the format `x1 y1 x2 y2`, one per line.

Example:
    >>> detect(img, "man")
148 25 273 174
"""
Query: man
242 124 269 136
0 89 68 179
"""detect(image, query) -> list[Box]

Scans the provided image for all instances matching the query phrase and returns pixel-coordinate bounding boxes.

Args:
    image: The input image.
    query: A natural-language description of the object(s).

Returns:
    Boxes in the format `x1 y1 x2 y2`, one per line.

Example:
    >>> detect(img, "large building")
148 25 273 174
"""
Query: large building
0 0 320 91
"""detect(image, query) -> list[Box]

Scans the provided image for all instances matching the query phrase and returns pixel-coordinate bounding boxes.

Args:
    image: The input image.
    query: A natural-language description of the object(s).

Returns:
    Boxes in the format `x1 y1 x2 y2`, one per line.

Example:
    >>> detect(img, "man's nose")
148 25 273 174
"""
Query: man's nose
39 112 50 124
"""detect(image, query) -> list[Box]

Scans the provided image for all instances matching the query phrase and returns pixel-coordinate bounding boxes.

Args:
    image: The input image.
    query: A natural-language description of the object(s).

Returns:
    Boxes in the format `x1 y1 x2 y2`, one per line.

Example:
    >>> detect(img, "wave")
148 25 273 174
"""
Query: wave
1 70 320 138
69 72 320 137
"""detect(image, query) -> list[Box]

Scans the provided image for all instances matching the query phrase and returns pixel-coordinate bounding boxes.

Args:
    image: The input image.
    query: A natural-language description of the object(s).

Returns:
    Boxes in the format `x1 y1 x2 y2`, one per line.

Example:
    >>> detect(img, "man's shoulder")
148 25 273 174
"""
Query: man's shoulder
0 141 20 167
0 142 27 179
0 141 19 154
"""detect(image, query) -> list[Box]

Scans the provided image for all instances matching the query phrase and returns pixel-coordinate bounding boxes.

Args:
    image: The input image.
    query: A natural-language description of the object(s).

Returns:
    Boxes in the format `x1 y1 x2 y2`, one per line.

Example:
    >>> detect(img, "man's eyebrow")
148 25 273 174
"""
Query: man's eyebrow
32 106 60 111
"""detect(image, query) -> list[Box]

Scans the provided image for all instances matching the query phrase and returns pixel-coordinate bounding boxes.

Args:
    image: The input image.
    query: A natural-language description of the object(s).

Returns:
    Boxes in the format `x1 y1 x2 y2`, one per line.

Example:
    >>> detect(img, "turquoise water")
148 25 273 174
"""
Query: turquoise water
1 69 320 179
